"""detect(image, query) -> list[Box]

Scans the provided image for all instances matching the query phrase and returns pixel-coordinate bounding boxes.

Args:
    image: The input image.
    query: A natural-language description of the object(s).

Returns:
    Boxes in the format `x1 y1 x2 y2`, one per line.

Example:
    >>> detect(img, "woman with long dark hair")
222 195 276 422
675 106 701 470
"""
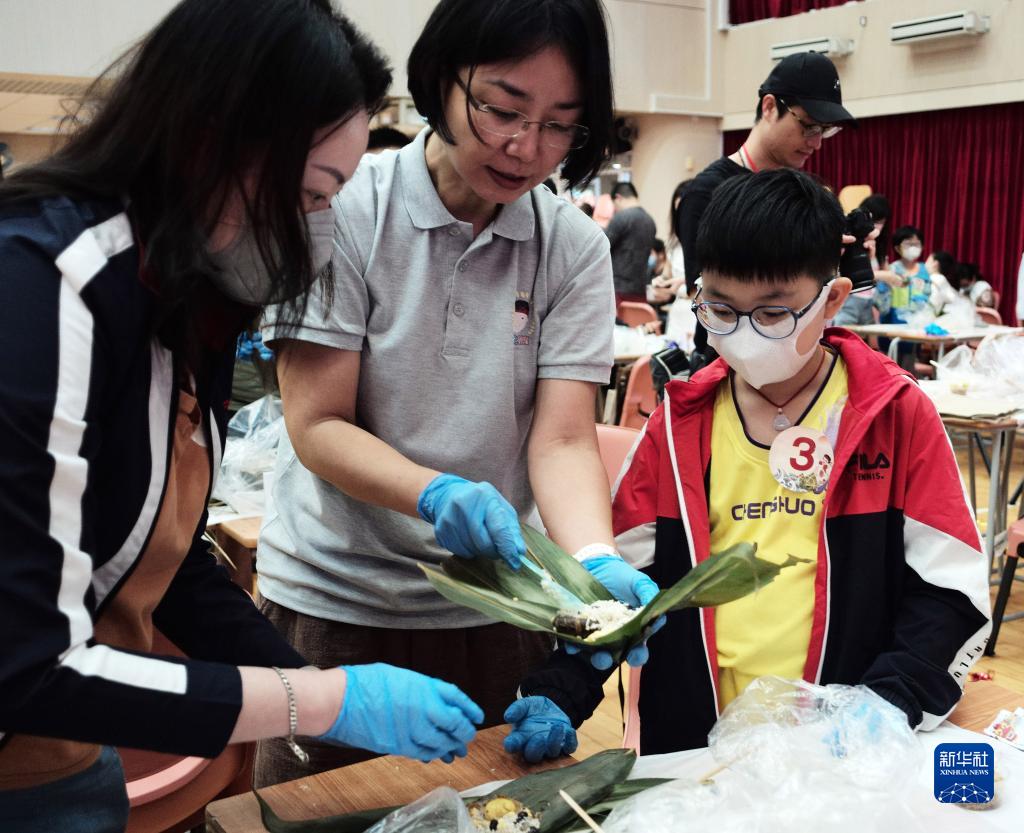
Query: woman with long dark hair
0 2 482 829
255 0 661 784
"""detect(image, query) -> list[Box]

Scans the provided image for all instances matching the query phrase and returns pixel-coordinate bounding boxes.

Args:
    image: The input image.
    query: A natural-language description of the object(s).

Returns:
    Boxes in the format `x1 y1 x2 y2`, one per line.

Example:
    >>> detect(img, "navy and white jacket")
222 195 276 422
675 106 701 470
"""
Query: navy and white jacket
522 331 992 754
0 195 303 759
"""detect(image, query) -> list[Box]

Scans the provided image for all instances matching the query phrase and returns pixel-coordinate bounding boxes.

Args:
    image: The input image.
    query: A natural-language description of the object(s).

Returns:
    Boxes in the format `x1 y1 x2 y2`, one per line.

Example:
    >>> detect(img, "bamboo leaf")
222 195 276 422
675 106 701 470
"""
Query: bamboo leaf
520 524 613 604
420 563 560 634
421 525 806 665
256 790 399 832
474 748 637 831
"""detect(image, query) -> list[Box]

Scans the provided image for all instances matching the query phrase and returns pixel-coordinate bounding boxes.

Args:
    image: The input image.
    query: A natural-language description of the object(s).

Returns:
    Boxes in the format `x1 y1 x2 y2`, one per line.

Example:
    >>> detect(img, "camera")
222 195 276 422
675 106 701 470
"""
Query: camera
840 208 876 293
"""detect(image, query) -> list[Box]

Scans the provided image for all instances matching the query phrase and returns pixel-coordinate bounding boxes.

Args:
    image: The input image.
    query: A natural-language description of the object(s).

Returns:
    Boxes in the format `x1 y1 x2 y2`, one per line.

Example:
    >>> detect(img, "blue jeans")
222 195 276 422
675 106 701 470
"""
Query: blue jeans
0 746 129 833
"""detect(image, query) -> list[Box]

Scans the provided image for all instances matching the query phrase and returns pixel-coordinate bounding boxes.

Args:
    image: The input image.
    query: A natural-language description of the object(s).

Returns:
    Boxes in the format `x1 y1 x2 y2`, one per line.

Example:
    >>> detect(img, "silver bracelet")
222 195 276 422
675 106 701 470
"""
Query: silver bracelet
271 667 310 764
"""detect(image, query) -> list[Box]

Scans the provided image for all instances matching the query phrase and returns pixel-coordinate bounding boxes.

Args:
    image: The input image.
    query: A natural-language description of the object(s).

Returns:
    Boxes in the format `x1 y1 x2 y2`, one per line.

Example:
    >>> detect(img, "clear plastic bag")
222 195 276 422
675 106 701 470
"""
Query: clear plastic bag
935 334 1024 398
603 678 924 833
364 787 475 833
211 394 283 514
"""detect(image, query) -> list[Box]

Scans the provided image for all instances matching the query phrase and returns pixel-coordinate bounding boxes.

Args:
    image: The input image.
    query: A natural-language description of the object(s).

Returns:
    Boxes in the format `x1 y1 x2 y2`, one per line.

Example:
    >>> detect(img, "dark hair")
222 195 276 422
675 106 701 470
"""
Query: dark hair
652 238 665 255
579 202 595 218
612 181 638 200
0 0 391 346
367 126 413 151
754 93 788 123
541 177 558 194
406 0 614 189
857 194 890 256
892 225 924 255
930 250 956 279
955 261 979 285
668 179 692 246
696 169 843 285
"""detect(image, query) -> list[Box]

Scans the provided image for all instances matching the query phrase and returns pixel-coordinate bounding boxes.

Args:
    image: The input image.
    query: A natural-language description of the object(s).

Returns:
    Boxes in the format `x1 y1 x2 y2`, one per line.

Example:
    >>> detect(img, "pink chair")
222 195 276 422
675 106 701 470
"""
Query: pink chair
976 306 1003 326
618 357 657 430
119 631 254 833
617 301 661 332
596 424 640 488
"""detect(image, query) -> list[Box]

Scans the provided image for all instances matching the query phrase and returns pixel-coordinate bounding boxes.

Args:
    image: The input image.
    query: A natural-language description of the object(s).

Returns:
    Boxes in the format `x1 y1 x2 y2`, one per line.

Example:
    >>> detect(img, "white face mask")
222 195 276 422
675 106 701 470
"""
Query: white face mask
707 281 832 389
901 244 922 261
210 208 335 305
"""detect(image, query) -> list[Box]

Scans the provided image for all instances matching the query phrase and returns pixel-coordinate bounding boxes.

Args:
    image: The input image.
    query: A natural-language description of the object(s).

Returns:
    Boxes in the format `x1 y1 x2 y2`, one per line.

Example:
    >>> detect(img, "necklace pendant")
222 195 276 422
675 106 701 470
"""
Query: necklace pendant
773 411 792 431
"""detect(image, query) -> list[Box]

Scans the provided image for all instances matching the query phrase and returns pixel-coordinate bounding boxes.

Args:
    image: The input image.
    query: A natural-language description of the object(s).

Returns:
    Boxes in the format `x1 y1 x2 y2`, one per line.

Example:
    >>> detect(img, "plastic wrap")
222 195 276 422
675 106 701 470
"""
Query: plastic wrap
603 678 923 833
935 334 1024 398
364 787 475 833
212 394 283 514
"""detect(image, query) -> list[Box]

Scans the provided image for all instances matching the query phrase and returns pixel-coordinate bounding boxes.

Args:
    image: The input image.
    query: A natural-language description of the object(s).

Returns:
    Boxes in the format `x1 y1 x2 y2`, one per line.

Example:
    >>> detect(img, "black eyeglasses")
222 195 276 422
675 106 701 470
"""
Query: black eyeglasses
691 286 827 339
777 98 842 140
455 78 590 152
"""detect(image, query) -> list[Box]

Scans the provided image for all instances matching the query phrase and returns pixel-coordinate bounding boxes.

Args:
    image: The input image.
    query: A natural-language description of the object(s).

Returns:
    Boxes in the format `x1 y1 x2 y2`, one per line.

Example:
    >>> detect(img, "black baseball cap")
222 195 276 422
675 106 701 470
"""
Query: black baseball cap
759 52 857 127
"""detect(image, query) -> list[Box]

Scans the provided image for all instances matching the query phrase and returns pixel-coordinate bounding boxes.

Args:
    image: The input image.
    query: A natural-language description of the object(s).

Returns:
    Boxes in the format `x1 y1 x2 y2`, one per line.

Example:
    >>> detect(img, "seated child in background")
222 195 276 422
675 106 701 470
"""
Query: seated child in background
503 169 991 760
926 250 959 315
956 261 997 309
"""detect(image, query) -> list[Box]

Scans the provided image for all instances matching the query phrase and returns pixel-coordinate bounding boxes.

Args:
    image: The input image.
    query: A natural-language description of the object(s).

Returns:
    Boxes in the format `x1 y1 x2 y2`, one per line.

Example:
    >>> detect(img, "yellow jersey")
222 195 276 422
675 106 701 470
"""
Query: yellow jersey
710 352 849 709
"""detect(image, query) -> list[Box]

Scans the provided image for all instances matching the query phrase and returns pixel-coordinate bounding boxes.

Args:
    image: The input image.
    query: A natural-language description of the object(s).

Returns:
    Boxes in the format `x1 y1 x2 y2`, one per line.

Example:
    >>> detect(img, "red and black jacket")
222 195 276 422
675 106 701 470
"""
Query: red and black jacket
521 330 991 754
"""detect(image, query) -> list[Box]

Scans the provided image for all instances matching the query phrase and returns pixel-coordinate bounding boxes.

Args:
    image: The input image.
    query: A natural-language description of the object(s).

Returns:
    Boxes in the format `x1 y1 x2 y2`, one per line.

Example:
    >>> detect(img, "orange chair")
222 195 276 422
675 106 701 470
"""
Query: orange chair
596 424 640 487
976 306 1003 326
986 519 1023 656
119 631 254 833
617 301 661 332
619 356 657 430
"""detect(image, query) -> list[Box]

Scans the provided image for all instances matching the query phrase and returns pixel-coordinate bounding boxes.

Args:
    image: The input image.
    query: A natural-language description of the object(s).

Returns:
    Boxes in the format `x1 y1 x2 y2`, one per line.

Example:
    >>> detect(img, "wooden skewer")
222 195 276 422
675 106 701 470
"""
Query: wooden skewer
558 789 606 833
696 759 733 785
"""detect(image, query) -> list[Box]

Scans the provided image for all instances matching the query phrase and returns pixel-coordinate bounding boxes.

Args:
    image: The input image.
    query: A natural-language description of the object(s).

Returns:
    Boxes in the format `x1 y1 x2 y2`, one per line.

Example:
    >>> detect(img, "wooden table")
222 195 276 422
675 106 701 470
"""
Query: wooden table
940 415 1019 570
209 516 262 591
206 726 566 832
206 682 1021 832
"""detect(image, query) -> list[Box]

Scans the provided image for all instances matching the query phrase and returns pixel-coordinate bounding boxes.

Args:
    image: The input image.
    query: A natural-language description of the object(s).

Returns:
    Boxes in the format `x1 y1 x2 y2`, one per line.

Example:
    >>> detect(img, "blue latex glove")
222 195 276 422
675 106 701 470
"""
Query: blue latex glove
503 696 577 763
824 697 902 759
564 554 666 669
417 474 525 569
319 664 484 763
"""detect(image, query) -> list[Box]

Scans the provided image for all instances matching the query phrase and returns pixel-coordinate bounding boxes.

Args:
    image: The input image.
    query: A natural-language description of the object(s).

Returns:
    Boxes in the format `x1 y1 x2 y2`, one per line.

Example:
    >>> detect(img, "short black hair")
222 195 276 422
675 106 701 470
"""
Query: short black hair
652 238 665 254
406 0 614 189
612 181 638 199
930 250 956 279
892 225 924 254
541 177 558 194
696 169 843 285
367 126 412 150
955 261 979 284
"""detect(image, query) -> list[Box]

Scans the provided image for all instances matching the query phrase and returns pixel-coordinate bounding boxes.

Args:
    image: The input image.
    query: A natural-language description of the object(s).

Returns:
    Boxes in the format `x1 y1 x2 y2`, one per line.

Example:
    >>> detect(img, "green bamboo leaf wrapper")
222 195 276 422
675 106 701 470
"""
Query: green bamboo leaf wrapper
421 524 807 663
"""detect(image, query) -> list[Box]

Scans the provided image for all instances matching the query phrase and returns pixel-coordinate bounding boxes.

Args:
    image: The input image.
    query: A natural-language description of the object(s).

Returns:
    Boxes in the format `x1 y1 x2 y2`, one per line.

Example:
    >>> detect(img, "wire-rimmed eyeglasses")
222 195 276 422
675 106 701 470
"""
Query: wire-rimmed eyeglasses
456 78 590 152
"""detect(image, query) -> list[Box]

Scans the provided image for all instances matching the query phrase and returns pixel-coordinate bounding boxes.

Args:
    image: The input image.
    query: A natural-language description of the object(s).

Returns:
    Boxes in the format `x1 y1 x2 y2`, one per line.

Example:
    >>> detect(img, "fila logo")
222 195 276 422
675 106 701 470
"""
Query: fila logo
850 451 890 481
856 452 890 470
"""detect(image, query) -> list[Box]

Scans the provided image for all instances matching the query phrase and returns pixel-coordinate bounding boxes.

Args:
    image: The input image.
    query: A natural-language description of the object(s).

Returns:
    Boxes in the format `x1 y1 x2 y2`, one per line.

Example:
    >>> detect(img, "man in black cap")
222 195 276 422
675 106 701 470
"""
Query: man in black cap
675 52 856 371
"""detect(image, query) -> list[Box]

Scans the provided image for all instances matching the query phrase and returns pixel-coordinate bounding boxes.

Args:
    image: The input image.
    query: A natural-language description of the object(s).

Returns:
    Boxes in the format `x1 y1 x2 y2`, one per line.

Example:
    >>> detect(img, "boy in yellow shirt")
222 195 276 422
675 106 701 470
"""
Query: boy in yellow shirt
505 170 990 760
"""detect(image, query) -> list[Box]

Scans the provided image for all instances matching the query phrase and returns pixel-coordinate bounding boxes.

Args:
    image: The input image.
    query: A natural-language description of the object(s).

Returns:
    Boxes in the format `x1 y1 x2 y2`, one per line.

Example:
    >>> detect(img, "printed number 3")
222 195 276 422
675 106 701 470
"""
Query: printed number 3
790 437 816 472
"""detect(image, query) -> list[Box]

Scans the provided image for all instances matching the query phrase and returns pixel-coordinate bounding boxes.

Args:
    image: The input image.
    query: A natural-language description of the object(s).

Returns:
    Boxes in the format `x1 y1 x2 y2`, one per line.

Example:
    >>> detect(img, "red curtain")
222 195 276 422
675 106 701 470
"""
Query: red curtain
724 102 1024 322
730 0 853 26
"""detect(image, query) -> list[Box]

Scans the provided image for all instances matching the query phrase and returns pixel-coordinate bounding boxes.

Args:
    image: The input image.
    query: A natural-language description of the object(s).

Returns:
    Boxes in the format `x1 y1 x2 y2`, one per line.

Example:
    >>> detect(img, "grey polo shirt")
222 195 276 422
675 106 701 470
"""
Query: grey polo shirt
258 129 614 628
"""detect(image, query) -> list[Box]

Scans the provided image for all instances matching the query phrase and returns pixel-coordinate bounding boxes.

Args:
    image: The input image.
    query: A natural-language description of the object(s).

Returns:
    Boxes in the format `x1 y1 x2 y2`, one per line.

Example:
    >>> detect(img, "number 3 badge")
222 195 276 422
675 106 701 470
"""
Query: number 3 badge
769 426 835 494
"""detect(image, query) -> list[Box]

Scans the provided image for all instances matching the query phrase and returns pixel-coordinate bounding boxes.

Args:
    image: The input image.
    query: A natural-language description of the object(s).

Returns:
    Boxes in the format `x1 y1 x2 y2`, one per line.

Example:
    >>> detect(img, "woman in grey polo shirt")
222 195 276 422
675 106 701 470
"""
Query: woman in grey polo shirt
257 0 660 785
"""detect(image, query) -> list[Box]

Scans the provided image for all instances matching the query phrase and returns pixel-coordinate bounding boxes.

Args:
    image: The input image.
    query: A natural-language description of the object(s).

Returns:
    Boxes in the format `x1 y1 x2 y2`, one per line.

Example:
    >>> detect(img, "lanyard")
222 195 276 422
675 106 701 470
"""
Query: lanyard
738 145 759 173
